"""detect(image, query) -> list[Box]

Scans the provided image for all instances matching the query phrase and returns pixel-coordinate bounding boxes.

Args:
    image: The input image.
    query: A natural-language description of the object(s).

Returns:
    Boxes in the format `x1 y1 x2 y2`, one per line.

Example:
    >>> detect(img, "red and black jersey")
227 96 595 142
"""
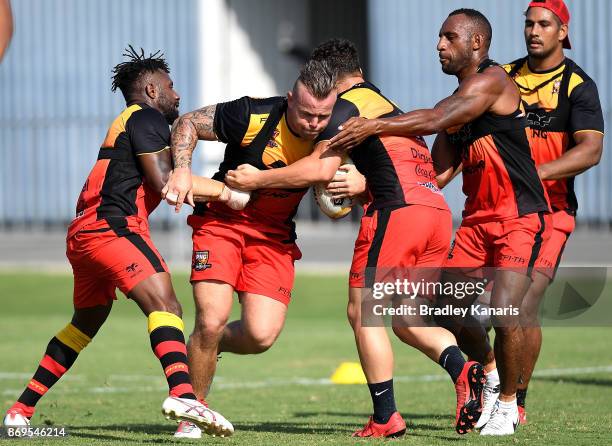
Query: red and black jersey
503 57 605 214
194 96 315 242
448 60 550 225
67 103 169 238
316 82 449 213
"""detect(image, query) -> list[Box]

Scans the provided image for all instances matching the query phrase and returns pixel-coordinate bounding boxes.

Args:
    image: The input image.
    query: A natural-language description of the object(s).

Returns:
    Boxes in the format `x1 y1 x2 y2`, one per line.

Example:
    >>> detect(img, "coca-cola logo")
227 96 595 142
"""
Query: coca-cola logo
414 164 435 180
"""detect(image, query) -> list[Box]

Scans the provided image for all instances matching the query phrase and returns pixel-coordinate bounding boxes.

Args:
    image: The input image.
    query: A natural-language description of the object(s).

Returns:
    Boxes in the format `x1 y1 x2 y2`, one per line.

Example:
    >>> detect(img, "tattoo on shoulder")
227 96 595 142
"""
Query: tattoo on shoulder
191 104 217 140
170 104 217 169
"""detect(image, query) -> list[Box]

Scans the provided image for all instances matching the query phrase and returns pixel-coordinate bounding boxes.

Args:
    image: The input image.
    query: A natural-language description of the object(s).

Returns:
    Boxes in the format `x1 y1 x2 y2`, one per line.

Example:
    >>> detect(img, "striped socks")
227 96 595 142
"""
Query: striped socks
12 323 91 418
148 311 196 400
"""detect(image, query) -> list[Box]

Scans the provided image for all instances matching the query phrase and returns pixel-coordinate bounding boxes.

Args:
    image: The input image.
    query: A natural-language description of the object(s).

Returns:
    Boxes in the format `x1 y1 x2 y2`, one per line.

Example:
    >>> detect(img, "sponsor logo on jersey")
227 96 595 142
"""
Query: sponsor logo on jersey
417 181 443 195
414 164 436 181
277 286 292 298
267 129 280 148
527 112 555 128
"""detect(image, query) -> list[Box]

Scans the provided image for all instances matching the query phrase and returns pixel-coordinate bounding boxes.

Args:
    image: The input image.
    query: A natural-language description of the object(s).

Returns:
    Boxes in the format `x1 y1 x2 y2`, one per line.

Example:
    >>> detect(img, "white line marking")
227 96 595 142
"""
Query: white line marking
1 365 611 396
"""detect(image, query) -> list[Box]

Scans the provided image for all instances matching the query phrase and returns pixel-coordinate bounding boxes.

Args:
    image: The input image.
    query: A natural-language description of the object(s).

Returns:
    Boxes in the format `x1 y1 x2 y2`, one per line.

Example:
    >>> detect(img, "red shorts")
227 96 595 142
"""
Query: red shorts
536 210 575 279
188 215 301 305
349 205 452 288
445 212 553 278
66 218 168 309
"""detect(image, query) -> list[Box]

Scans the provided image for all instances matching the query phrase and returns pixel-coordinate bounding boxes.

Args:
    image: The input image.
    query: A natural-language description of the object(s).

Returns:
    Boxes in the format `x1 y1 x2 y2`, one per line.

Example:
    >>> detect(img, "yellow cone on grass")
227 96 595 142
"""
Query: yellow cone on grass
330 361 367 384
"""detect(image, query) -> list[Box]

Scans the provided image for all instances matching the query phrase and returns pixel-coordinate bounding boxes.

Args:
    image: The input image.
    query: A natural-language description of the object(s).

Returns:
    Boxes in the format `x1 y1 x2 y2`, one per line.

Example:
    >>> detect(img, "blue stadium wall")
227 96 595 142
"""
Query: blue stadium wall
368 0 611 225
0 0 200 227
1 0 610 227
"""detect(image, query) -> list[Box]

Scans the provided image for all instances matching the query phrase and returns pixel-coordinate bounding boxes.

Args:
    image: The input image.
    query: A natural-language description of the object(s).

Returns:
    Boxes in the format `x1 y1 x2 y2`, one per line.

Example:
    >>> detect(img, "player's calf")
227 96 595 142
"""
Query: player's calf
4 323 92 423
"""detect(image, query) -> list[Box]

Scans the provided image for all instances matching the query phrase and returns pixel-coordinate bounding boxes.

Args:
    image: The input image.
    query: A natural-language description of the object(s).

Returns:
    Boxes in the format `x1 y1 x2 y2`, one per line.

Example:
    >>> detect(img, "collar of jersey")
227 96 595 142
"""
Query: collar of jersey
526 57 566 76
339 81 380 98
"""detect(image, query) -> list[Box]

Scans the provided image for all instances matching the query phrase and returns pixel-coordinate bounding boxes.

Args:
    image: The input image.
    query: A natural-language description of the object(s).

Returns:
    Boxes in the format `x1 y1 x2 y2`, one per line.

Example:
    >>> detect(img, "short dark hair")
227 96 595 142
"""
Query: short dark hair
111 45 169 100
449 8 493 50
295 59 336 99
310 38 361 77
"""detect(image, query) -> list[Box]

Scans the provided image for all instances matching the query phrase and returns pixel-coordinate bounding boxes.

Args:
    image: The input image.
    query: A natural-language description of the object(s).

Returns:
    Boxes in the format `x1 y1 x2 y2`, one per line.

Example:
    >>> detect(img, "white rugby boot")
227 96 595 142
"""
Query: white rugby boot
162 396 233 437
3 408 31 427
480 398 519 436
475 368 500 429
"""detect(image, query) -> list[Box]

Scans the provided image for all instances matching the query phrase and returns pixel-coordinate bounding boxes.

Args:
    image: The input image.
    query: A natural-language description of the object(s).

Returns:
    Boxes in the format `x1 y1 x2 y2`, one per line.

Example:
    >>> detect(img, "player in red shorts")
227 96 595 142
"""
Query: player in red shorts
227 39 486 437
2 47 233 436
499 0 604 425
327 10 553 436
162 60 337 438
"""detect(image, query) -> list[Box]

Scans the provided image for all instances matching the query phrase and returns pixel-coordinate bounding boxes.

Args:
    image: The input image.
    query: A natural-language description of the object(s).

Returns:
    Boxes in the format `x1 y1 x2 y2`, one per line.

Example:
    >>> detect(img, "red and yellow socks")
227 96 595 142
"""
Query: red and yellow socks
148 311 196 400
12 323 91 418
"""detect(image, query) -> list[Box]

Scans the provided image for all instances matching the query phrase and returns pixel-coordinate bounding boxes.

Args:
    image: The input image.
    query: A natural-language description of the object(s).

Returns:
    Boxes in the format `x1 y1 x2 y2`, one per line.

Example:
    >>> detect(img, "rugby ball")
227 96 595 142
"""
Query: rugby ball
313 159 355 219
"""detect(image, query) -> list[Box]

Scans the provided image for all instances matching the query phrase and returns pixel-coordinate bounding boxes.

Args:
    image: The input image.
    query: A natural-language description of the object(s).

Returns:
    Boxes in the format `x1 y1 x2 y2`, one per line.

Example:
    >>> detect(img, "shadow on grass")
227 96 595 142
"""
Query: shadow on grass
293 411 444 420
234 420 353 435
70 419 459 441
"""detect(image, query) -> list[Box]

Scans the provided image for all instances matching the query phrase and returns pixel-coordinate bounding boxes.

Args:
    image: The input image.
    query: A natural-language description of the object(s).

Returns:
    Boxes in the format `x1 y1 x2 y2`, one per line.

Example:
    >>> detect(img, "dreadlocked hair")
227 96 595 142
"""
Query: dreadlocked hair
111 45 169 100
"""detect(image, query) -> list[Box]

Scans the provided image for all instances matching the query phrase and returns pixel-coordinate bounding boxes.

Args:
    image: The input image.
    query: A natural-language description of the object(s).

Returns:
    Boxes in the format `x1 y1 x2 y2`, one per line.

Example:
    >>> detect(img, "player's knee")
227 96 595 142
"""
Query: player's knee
249 333 276 354
192 314 226 342
520 285 547 324
244 329 278 353
346 302 360 330
391 325 416 344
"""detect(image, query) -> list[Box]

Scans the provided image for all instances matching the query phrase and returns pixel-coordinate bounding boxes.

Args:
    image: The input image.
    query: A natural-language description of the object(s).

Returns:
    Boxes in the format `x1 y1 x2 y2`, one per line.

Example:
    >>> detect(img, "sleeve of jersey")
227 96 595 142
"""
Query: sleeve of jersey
128 108 171 155
213 96 251 145
569 80 605 135
315 98 360 142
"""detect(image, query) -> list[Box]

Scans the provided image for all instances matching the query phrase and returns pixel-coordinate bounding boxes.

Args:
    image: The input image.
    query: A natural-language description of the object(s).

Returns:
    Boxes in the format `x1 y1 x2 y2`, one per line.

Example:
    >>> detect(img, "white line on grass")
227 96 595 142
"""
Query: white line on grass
1 365 611 396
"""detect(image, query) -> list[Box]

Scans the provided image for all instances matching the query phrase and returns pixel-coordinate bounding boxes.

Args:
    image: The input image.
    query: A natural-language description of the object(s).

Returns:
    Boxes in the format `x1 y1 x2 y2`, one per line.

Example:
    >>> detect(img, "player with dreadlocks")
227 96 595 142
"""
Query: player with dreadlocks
2 46 235 437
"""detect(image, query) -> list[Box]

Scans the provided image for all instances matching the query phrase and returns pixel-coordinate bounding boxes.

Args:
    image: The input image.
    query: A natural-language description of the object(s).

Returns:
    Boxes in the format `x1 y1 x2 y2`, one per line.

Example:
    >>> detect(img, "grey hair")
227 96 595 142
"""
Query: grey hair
294 59 336 99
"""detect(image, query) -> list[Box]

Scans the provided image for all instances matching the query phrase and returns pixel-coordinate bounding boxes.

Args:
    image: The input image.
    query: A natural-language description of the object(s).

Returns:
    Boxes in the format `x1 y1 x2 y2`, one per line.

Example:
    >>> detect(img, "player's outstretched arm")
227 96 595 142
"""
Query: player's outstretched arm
328 73 501 151
225 141 343 190
163 104 218 212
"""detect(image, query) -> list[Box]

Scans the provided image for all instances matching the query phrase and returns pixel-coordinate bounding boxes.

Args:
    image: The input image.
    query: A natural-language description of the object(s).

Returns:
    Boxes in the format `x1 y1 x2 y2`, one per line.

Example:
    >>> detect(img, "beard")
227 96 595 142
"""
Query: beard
440 45 472 76
161 105 179 125
158 93 179 124
163 108 179 125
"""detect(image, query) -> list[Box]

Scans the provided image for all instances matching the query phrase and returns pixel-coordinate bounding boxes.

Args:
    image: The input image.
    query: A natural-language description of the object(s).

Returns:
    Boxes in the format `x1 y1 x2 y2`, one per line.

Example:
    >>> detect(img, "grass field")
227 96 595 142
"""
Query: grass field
1 272 611 445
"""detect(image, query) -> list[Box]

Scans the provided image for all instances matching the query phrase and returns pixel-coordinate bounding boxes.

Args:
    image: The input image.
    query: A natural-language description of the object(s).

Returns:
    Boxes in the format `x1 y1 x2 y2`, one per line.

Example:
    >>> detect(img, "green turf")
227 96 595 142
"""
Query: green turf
1 272 611 445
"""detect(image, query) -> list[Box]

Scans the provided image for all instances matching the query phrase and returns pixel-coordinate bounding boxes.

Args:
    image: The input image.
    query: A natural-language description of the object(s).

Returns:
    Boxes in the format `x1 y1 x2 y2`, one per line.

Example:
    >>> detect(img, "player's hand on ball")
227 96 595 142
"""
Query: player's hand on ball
162 167 194 212
225 164 262 191
328 117 378 151
326 164 366 199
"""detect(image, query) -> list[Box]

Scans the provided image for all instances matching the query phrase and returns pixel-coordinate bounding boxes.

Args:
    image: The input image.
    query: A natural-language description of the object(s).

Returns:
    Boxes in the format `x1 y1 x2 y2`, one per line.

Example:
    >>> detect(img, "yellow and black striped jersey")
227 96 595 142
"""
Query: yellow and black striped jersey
503 57 604 213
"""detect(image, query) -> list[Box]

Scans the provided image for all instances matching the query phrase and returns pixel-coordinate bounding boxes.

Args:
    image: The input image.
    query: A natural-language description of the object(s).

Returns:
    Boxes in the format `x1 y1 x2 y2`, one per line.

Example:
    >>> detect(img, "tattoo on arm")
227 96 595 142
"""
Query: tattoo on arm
170 104 217 169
